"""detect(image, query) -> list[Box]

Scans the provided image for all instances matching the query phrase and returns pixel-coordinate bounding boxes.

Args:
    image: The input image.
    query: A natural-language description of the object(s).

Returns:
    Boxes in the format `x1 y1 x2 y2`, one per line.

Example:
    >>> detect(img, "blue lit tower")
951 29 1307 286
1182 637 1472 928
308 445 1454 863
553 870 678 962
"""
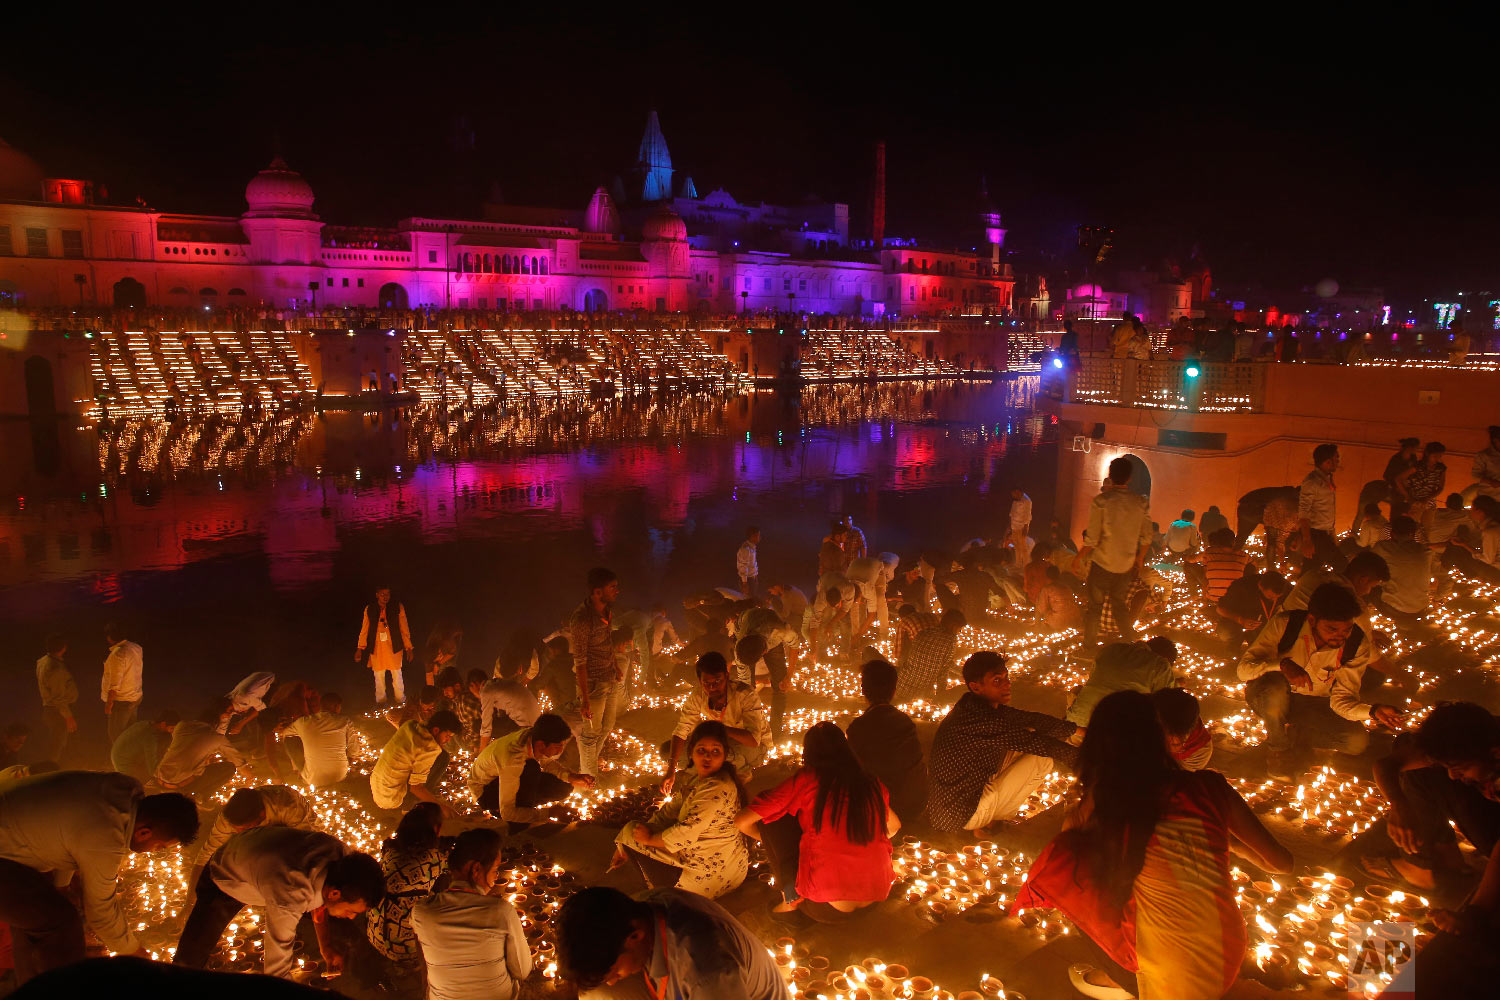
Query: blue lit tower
635 110 675 203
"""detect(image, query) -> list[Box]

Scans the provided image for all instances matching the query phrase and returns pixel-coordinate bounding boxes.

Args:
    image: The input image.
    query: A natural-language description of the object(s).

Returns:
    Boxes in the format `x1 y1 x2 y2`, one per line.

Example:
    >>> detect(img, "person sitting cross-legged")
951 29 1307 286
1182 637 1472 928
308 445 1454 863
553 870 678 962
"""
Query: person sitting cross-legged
611 720 749 899
1237 582 1403 780
846 658 928 827
735 721 899 923
661 652 771 794
927 652 1080 836
468 713 594 831
412 828 534 1000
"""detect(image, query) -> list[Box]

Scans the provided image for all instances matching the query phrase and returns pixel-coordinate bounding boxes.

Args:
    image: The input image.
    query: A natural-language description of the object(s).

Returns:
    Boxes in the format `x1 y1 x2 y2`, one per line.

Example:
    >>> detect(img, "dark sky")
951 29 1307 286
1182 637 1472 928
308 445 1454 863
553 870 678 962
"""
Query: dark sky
2 10 1490 300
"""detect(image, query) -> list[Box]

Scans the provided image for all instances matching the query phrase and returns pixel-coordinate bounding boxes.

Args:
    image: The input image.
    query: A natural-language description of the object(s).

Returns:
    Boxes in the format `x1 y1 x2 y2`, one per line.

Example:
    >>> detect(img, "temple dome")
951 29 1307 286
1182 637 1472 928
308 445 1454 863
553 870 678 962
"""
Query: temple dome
641 204 686 242
0 139 45 201
244 157 316 216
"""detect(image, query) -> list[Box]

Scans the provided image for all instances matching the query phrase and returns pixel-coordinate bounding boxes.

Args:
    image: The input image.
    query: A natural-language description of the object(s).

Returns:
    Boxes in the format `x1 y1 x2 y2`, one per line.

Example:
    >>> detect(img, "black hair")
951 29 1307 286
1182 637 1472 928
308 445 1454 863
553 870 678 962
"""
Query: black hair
824 586 844 605
1424 441 1446 456
1364 503 1383 517
529 713 572 745
1208 527 1237 547
324 852 387 907
860 659 898 704
221 788 267 827
1180 508 1194 520
586 567 618 592
962 650 1007 684
3 722 30 740
153 708 182 727
1045 564 1060 581
1346 551 1391 583
735 634 767 666
426 709 461 736
1390 515 1418 539
684 720 747 806
44 633 66 655
436 666 462 690
449 827 504 876
1447 493 1466 510
200 698 232 725
1257 572 1290 596
940 608 968 631
694 651 728 676
1151 687 1200 738
1312 443 1339 466
319 692 343 713
1307 582 1362 621
1415 702 1500 765
557 886 650 990
803 721 885 845
1144 636 1178 663
1107 457 1133 485
137 793 201 844
465 668 488 687
417 684 441 705
1062 690 1178 906
390 802 443 854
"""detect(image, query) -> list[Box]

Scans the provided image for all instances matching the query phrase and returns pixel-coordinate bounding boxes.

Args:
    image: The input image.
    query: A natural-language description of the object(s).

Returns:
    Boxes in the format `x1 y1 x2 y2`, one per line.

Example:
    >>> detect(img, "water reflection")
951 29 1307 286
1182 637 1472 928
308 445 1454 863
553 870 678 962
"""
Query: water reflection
0 379 1051 704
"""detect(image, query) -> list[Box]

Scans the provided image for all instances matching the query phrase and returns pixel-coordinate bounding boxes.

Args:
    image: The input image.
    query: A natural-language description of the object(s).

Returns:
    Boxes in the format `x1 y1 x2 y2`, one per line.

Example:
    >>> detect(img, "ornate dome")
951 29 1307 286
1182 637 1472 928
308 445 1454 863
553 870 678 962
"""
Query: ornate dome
244 156 316 217
0 139 45 201
641 204 686 242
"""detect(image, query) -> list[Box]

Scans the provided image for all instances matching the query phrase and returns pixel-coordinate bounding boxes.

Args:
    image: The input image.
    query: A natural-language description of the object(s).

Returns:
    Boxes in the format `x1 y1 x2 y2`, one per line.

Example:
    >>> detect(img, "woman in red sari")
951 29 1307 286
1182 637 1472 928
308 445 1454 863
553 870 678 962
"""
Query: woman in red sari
1016 690 1291 999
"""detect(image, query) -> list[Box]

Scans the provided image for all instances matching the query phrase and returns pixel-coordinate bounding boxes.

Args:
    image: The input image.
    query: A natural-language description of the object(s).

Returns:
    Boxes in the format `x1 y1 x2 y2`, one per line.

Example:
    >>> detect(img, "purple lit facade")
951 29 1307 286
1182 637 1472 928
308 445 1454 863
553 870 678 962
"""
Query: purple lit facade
0 117 1015 317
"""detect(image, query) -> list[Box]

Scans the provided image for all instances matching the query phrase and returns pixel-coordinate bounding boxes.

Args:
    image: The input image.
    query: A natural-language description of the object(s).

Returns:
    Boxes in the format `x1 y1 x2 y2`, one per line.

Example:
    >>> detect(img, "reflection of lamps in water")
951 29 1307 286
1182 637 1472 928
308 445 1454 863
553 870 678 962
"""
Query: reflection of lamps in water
1184 359 1201 378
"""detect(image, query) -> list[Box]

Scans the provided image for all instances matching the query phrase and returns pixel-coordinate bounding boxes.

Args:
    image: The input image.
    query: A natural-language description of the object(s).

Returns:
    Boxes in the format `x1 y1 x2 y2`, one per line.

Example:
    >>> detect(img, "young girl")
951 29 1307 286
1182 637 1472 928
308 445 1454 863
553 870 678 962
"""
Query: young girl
367 802 447 965
611 720 748 898
736 720 899 921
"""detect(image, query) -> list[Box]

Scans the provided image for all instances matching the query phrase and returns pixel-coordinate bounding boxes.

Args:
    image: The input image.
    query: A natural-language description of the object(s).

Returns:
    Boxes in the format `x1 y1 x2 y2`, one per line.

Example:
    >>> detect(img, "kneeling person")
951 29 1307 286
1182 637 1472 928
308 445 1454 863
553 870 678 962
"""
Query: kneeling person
469 713 594 829
662 652 771 794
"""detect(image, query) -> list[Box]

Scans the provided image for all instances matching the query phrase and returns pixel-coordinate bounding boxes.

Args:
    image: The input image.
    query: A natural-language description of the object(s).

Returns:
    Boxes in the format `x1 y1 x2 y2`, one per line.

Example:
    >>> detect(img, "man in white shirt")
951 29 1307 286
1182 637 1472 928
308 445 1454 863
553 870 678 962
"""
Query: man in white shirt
0 771 198 982
281 692 364 787
174 826 385 979
101 623 144 743
190 785 316 892
412 828 533 1000
478 666 542 751
369 711 462 816
1297 443 1346 571
221 670 276 735
469 714 593 827
1462 424 1500 503
1164 508 1201 559
736 526 760 597
845 552 900 638
1081 457 1153 650
1373 516 1437 618
662 652 771 792
1009 489 1033 551
1238 583 1404 779
154 702 248 800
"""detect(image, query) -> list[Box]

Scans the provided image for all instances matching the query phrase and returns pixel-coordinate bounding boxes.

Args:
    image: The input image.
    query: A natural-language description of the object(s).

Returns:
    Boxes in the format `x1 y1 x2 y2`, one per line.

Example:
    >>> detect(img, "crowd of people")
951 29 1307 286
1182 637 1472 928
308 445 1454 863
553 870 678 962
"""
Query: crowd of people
2 433 1499 999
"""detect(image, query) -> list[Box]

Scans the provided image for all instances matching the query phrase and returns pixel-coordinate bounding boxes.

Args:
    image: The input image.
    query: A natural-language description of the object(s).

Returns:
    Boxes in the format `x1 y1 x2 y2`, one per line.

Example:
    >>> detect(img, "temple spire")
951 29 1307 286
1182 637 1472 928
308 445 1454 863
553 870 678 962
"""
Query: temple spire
636 109 674 203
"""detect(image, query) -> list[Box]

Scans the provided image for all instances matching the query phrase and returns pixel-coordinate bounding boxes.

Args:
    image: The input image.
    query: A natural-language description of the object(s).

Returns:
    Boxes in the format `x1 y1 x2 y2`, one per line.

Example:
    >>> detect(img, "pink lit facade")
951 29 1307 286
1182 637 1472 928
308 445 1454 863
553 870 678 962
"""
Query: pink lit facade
0 119 1015 318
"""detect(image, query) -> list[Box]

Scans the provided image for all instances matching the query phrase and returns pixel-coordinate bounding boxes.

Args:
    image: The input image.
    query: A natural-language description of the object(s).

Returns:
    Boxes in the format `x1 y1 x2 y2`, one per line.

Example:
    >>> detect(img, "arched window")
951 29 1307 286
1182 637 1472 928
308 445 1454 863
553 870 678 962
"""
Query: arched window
483 253 492 273
521 255 530 274
539 257 548 276
227 287 247 296
502 255 511 274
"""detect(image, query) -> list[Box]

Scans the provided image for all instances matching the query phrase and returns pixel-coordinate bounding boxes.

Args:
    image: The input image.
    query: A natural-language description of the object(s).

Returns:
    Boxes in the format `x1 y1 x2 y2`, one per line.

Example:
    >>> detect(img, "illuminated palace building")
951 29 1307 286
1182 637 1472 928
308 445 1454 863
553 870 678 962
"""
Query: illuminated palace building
0 115 1013 317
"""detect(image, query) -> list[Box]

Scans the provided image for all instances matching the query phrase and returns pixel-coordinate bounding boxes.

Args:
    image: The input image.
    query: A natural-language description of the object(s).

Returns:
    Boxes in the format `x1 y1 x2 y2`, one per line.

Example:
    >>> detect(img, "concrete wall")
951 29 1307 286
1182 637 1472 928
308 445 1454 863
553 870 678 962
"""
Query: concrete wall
1051 362 1500 537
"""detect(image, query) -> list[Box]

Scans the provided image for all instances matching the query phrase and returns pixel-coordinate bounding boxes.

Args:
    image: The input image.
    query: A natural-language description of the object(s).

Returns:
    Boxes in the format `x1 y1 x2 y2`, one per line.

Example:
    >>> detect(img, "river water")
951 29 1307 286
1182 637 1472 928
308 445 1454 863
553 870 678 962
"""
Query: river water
0 379 1053 719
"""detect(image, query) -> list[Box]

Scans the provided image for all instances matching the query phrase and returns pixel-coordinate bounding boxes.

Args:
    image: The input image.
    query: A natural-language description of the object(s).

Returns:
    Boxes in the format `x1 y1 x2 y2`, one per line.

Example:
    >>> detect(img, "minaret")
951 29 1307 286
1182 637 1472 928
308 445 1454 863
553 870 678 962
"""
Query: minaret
871 141 886 248
979 175 1005 267
636 110 675 203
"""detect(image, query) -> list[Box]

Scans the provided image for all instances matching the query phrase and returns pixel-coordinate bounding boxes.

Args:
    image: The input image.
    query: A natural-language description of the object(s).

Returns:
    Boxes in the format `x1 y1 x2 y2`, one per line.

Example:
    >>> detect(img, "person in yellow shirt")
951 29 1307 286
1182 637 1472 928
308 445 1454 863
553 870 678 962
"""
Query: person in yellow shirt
370 711 462 817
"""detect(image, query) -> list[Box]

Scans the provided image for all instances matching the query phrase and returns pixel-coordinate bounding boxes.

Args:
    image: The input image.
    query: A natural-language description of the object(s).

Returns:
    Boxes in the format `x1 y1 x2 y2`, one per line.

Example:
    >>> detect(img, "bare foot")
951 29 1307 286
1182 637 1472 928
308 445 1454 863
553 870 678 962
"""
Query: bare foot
1085 968 1122 989
771 899 801 914
1388 856 1438 890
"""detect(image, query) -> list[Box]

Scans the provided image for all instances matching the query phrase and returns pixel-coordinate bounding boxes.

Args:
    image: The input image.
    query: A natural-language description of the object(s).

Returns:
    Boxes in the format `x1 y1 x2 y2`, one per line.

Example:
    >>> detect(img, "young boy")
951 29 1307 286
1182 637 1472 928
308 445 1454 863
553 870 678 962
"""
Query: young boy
1151 686 1212 770
845 659 927 826
1357 503 1390 549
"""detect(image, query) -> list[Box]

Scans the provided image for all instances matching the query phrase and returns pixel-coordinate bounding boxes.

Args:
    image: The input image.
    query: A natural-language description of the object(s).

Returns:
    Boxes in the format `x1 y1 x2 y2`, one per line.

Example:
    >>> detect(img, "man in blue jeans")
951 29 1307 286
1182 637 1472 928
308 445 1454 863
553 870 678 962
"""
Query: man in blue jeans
1237 582 1404 779
1081 457 1152 652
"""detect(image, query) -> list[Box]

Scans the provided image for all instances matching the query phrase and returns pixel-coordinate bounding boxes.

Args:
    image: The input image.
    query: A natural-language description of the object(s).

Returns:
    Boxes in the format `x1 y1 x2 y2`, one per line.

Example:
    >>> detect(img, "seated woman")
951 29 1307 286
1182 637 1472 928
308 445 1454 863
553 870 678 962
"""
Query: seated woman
366 802 447 974
1015 690 1291 1000
735 720 899 922
610 720 748 899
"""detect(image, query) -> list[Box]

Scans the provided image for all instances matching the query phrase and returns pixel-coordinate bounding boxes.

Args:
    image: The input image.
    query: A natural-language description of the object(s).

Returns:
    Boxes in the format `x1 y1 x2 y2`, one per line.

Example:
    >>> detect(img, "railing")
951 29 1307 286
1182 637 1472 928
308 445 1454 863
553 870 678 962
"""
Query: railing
1066 358 1266 413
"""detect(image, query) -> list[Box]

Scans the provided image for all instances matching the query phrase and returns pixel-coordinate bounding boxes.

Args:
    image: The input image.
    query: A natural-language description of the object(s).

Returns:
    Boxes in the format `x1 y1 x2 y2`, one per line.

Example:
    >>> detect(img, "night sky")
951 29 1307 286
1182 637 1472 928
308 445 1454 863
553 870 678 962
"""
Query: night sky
2 12 1489 300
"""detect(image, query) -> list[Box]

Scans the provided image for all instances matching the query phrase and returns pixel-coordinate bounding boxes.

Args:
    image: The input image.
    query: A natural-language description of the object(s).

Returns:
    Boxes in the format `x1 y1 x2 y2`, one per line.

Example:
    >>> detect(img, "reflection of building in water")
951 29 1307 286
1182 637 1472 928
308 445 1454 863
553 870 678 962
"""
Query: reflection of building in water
0 382 1039 590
